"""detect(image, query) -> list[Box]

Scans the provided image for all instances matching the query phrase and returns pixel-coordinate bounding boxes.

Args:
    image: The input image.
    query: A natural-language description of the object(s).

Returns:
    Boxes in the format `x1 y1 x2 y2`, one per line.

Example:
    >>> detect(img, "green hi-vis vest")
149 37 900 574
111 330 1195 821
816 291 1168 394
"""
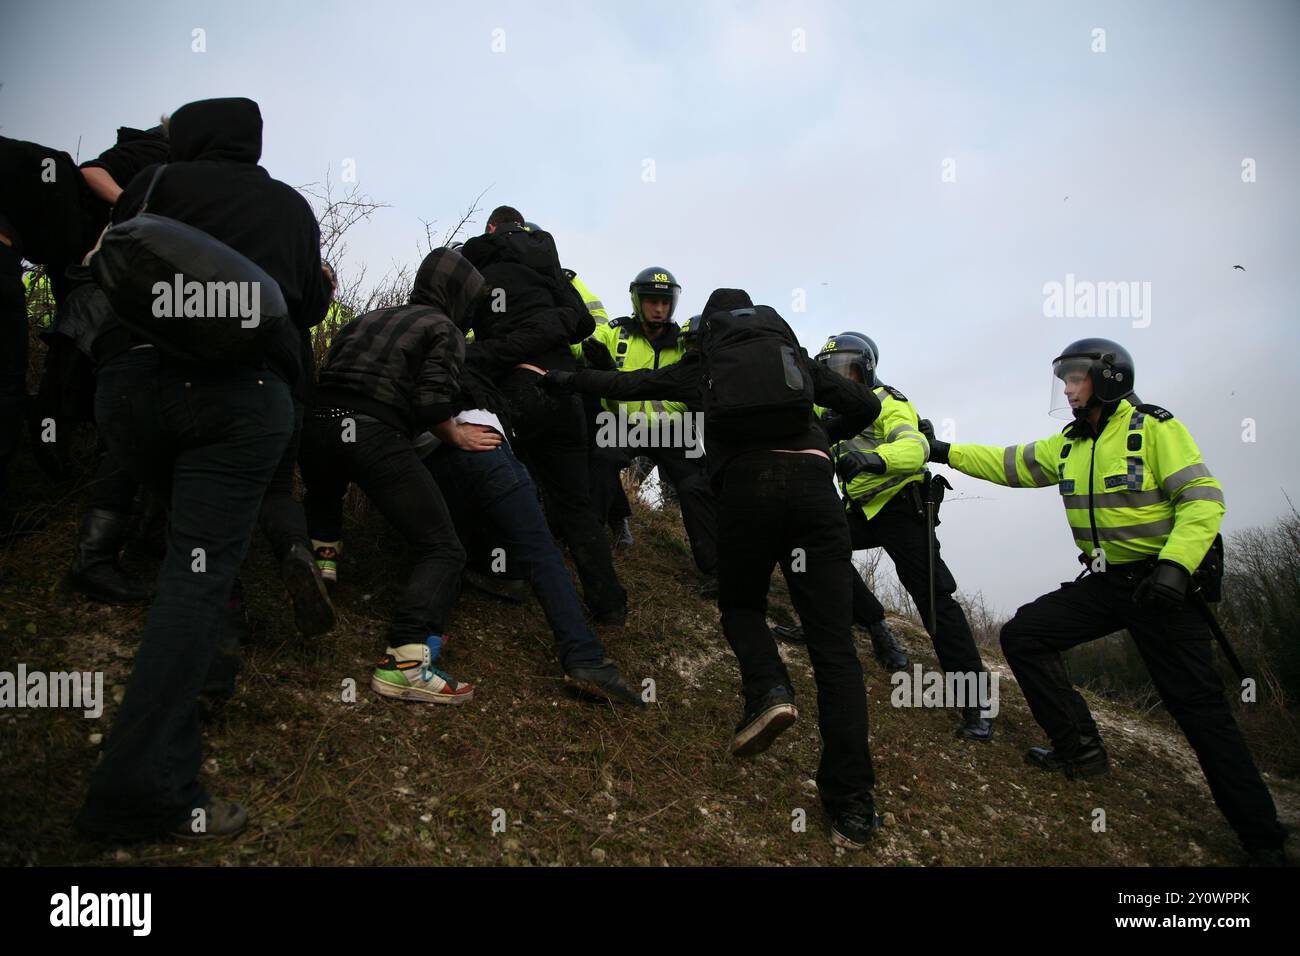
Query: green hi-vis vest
567 271 608 362
819 384 930 519
584 316 689 417
948 398 1224 573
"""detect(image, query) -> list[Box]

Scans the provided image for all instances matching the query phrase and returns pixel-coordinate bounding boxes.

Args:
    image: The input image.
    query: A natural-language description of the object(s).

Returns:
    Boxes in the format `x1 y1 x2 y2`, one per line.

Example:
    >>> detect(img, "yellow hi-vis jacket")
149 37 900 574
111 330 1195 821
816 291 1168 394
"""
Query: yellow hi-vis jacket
583 316 690 417
818 384 930 519
566 270 608 362
947 398 1224 573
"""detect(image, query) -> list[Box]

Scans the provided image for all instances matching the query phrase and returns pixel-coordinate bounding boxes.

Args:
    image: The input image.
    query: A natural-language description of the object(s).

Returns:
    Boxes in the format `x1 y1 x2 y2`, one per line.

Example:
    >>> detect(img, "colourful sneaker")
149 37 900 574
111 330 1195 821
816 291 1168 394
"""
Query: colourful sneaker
371 636 474 705
312 539 340 591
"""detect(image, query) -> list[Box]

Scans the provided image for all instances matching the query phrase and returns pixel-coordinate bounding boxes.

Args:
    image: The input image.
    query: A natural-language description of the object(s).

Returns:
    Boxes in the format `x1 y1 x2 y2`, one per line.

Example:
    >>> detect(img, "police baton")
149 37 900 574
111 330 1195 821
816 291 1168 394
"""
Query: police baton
1190 591 1248 683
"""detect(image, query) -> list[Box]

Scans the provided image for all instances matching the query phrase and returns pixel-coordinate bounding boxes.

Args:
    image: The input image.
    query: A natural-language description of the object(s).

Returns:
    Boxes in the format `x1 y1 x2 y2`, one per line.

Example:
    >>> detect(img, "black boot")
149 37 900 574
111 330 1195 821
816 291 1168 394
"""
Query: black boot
67 508 153 605
1025 737 1110 778
281 542 336 638
867 619 909 671
957 706 995 742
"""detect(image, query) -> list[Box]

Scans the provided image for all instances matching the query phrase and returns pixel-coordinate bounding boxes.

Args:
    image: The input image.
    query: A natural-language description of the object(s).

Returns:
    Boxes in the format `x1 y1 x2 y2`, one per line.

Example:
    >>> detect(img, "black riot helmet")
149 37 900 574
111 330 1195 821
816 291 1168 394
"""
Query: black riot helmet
629 266 681 330
1049 337 1136 419
816 332 877 386
680 314 702 350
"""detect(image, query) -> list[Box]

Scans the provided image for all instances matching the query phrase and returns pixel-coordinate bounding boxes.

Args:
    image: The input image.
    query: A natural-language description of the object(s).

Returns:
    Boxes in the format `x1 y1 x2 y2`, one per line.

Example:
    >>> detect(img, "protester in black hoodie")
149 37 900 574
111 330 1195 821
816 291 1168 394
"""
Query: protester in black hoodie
460 207 628 624
542 289 888 849
303 247 480 705
77 97 330 842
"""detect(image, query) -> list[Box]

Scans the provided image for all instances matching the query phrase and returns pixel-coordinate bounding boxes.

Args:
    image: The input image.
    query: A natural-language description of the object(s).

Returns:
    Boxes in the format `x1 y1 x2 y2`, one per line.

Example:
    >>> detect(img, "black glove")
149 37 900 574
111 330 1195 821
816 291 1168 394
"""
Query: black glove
538 370 577 395
1132 560 1190 610
918 418 950 465
835 450 886 484
582 338 615 371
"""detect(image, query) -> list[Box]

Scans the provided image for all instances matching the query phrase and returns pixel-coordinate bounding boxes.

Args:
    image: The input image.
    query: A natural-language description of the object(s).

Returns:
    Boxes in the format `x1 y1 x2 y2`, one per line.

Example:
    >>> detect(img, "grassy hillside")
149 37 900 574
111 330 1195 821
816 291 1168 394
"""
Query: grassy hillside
2 461 1296 867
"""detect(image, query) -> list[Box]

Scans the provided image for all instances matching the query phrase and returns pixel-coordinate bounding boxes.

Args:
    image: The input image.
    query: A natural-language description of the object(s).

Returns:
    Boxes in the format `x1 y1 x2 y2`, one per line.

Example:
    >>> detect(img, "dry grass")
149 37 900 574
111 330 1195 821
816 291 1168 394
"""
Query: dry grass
2 452 1297 867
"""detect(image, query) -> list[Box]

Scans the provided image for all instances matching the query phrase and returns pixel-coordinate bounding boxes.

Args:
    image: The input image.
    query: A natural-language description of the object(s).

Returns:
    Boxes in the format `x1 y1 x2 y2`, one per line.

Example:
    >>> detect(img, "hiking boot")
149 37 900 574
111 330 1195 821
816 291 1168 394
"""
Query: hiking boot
170 798 249 840
564 659 645 707
312 539 340 591
771 623 805 643
464 568 531 603
731 685 798 757
1025 738 1110 779
611 517 634 550
282 542 336 637
371 636 474 705
957 706 995 743
829 799 883 849
867 619 909 671
67 508 153 605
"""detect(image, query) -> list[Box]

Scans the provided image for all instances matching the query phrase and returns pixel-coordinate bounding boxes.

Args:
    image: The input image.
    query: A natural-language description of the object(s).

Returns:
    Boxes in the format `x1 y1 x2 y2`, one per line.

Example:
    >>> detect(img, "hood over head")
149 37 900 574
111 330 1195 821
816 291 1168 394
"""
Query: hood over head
168 97 263 163
411 247 486 331
701 288 753 318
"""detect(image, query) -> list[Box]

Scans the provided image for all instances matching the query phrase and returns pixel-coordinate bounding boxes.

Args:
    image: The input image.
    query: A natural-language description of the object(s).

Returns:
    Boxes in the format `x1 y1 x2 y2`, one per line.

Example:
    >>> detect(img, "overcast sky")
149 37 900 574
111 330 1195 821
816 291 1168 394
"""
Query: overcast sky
4 0 1297 617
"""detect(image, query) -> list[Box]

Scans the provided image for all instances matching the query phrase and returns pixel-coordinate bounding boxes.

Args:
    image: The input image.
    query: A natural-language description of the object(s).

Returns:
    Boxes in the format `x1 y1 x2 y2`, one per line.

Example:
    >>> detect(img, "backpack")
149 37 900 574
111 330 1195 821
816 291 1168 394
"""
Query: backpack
89 165 289 364
699 305 815 441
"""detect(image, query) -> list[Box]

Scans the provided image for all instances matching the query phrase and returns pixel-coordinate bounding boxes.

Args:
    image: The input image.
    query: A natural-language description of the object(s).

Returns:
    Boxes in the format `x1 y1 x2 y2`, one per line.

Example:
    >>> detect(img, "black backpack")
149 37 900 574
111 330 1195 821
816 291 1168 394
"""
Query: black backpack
699 305 815 441
89 165 289 364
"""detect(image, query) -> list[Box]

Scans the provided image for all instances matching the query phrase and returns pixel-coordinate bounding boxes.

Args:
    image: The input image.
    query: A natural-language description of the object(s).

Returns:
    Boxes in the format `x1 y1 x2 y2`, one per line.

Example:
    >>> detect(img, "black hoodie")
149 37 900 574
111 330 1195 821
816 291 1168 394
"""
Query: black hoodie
459 224 594 372
109 97 331 390
314 248 505 436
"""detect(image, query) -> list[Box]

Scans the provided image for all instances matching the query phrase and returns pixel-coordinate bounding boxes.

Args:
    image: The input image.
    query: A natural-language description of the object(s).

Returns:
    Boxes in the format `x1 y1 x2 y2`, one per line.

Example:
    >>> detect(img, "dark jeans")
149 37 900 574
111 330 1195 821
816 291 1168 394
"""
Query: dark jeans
499 369 626 615
258 399 310 562
299 409 465 647
590 439 719 576
0 245 25 504
78 347 294 835
1001 568 1285 852
846 490 985 676
429 441 606 670
717 450 875 812
86 447 140 513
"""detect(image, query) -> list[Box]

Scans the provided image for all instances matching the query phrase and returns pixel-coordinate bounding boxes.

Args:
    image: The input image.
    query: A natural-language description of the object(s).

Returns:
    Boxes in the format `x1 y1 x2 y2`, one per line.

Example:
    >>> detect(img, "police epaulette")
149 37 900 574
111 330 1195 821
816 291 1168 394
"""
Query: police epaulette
880 384 908 402
562 268 576 281
1137 403 1174 421
608 317 625 328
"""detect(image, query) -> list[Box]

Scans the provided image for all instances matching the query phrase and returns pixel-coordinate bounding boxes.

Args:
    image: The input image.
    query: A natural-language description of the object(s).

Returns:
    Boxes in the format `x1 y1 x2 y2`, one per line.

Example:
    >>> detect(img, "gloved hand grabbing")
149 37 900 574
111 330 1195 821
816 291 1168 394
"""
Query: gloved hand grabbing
918 419 950 465
582 338 615 371
835 450 886 484
539 370 577 395
1132 559 1190 610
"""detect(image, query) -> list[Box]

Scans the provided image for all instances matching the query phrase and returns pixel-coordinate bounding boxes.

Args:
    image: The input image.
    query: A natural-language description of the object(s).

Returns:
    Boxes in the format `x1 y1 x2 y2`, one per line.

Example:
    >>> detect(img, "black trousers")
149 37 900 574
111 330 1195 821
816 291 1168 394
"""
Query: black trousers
1000 568 1285 852
717 450 875 812
846 490 984 676
499 369 627 615
591 439 719 576
257 399 310 563
300 410 465 647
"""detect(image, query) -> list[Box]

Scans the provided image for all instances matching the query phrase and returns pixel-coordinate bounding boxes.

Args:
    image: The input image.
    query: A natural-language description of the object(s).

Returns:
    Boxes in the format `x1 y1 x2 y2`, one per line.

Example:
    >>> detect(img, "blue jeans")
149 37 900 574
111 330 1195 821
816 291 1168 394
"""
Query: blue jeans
430 441 606 670
77 347 293 836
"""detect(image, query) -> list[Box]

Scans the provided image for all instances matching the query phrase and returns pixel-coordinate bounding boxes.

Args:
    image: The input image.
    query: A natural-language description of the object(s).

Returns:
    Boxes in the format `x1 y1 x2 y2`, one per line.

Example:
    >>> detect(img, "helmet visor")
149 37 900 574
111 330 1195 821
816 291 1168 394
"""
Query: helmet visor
817 350 866 383
1050 356 1094 419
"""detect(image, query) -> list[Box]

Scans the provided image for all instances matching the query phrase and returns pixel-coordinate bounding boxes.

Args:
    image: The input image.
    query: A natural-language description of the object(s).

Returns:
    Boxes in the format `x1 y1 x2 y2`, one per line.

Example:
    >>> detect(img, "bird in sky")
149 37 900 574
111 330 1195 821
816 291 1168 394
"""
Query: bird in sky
1234 265 1246 271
